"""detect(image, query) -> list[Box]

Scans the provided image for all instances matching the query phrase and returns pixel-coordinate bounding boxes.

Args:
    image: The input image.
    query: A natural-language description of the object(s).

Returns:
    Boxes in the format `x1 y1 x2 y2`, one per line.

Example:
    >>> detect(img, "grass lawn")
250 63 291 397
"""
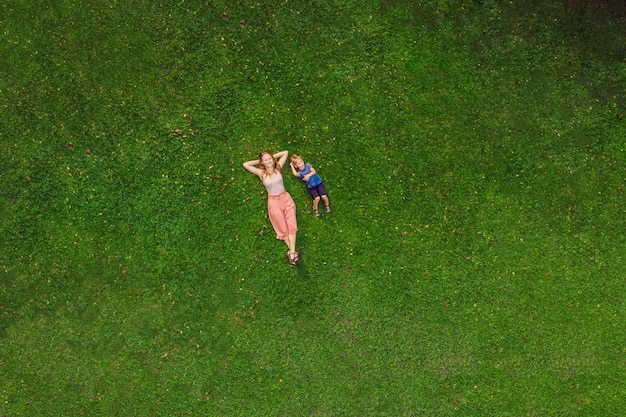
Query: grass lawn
1 0 625 415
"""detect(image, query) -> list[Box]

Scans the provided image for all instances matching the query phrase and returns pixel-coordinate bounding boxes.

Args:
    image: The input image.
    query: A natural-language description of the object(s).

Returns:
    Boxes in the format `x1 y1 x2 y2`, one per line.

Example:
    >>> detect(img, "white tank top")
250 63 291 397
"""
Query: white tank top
262 172 285 195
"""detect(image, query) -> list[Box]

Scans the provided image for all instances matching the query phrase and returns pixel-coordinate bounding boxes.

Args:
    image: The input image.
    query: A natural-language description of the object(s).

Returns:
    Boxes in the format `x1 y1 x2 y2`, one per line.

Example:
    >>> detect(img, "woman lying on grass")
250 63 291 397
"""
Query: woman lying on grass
243 150 299 265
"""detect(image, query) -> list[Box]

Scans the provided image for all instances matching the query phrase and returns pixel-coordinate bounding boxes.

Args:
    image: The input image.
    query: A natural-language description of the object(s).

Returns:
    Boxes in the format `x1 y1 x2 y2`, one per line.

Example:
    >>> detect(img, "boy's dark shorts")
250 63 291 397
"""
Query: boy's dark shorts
308 182 327 199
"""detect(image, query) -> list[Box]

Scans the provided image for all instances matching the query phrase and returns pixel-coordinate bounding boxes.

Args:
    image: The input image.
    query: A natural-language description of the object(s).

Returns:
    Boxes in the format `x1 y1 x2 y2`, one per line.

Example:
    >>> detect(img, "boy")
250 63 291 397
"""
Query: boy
290 154 330 217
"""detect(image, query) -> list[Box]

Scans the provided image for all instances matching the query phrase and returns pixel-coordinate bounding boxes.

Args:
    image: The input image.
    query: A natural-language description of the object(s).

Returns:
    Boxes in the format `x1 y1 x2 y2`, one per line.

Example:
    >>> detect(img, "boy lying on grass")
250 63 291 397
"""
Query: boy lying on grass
289 154 330 217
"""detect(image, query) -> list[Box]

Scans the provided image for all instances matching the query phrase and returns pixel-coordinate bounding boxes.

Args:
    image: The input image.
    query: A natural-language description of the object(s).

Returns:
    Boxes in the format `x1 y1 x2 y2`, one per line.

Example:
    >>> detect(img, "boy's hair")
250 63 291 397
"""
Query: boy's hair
290 154 303 163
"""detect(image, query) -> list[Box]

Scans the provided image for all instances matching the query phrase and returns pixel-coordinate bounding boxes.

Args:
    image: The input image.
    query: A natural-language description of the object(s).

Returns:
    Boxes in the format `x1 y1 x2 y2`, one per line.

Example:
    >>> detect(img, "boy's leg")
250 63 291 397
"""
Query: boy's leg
312 196 320 210
310 186 322 216
317 184 329 211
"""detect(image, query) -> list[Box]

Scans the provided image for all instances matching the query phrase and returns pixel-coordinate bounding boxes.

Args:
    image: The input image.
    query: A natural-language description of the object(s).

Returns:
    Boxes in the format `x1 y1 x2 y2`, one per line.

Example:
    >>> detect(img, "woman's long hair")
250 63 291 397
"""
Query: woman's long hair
258 151 281 177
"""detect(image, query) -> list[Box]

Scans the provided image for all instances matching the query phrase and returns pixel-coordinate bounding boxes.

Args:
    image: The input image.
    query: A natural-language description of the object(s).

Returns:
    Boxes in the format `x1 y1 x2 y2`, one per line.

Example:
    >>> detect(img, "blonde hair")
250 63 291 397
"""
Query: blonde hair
290 154 303 164
258 151 282 176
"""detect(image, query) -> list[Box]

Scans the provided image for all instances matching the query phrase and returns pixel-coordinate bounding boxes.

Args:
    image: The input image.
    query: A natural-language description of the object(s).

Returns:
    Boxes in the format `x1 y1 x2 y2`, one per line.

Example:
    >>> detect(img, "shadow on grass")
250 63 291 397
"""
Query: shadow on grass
294 252 311 280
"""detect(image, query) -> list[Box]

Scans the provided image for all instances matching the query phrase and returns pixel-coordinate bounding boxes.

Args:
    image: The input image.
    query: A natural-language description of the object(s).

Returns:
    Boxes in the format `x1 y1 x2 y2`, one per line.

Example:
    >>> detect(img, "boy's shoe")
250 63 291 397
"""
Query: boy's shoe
325 205 331 213
313 208 320 217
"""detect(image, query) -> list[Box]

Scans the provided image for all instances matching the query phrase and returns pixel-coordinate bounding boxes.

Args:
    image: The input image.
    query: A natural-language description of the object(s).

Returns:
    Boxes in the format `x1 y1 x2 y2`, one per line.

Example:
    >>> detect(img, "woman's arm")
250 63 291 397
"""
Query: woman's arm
243 159 263 177
273 150 289 168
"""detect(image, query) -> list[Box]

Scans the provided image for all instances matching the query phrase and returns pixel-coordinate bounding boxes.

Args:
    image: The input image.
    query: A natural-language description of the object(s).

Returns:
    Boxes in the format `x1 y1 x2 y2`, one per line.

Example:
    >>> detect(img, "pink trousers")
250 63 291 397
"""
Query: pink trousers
267 191 298 241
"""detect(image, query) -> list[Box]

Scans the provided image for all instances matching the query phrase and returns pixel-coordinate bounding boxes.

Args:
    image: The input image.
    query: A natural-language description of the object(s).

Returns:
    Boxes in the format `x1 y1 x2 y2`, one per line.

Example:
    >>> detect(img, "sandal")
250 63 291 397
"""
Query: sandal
325 205 331 213
313 208 320 217
286 251 297 265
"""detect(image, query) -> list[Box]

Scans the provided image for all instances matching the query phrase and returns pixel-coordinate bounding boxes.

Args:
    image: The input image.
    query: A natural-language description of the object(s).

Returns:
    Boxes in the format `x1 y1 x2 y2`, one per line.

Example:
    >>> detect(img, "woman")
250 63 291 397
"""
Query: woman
243 150 299 265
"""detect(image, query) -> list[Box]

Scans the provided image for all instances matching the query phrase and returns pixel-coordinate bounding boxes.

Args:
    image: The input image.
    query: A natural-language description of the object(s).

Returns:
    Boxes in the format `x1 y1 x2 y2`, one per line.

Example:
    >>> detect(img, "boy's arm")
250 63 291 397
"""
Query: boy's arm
302 166 316 181
289 162 301 177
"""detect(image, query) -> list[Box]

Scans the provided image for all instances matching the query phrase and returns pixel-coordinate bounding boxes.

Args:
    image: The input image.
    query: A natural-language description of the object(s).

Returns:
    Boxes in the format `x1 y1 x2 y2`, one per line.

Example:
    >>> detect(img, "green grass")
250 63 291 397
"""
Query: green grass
1 0 625 415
